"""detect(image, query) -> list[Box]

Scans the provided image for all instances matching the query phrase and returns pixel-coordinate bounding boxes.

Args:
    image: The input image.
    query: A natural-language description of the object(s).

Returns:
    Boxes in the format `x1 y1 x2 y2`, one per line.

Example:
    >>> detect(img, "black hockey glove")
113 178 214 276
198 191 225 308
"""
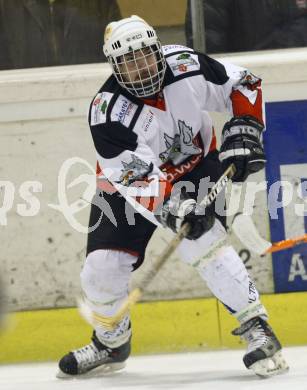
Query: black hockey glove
219 116 266 182
156 190 215 240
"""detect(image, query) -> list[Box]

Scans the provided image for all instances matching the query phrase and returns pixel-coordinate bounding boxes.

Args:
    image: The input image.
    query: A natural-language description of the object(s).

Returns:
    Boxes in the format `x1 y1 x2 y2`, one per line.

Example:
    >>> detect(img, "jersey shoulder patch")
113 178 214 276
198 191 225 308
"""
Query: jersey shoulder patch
166 51 200 77
110 94 139 128
90 91 113 126
90 91 140 129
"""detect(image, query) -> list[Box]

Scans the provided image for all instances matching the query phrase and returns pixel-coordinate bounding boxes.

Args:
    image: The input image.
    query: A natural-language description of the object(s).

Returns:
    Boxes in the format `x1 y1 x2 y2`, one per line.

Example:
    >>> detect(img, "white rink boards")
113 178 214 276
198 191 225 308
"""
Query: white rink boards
0 346 307 390
2 48 307 312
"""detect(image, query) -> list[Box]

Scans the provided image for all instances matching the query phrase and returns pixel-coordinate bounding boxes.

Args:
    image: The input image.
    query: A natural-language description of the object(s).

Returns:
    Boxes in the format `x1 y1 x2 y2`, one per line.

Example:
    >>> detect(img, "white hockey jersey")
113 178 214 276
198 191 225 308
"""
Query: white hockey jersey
88 45 263 223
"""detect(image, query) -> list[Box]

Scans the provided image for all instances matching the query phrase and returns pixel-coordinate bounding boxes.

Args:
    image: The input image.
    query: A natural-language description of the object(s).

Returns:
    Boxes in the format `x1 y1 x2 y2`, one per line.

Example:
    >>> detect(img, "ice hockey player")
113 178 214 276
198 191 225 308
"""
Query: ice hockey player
58 15 289 378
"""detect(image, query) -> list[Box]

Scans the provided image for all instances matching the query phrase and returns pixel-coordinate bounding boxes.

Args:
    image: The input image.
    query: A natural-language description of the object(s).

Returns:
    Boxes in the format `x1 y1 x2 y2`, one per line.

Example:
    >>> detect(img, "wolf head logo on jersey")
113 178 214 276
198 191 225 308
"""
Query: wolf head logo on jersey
117 155 153 186
159 120 202 165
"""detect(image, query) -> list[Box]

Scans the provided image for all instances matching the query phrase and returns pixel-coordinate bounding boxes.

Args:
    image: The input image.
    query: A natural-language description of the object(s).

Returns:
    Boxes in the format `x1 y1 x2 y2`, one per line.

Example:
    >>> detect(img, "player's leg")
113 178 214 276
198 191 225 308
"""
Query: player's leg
178 222 288 377
58 249 136 377
58 191 156 377
177 151 288 377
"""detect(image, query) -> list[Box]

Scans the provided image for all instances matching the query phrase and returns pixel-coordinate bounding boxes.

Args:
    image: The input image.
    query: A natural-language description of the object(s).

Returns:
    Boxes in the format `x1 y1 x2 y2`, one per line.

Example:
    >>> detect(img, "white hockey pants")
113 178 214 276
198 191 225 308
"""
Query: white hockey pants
80 219 267 347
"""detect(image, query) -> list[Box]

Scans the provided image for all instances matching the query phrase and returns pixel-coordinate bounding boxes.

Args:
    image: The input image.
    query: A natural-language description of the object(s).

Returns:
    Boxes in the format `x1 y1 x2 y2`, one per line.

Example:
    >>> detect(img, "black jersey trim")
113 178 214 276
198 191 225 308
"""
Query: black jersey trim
88 95 96 125
196 52 229 85
90 121 138 159
163 51 229 88
99 74 119 93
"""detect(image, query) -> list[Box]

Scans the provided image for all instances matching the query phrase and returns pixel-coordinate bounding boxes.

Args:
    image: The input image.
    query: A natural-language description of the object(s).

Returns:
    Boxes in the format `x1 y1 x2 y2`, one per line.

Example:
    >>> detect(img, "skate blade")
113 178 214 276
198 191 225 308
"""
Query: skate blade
56 361 126 379
250 351 289 378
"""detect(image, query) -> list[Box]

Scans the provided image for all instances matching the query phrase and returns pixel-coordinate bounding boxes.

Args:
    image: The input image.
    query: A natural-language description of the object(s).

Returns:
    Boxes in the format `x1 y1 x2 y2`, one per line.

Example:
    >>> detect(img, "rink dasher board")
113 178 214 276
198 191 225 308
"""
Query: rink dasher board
0 48 307 311
1 291 307 364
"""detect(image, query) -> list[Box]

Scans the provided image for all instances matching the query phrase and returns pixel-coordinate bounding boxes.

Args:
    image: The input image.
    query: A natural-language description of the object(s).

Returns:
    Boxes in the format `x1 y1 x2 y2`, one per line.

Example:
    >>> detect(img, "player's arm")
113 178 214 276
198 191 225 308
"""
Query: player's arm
217 60 266 182
190 53 266 182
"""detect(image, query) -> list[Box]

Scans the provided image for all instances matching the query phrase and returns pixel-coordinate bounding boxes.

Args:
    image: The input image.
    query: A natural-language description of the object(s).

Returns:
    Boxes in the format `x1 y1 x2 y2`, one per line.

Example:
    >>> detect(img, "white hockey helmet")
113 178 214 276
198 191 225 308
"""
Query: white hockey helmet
103 15 166 98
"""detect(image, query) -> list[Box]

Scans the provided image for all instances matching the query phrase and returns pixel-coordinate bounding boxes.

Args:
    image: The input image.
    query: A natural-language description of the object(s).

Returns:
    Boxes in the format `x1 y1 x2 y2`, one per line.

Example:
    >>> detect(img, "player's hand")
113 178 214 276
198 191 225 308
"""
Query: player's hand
157 191 215 240
219 116 266 182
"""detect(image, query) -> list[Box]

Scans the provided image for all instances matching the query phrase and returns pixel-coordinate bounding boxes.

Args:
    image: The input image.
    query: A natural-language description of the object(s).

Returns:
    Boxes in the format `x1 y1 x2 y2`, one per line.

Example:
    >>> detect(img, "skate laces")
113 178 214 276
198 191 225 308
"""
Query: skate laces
73 342 109 368
232 317 270 353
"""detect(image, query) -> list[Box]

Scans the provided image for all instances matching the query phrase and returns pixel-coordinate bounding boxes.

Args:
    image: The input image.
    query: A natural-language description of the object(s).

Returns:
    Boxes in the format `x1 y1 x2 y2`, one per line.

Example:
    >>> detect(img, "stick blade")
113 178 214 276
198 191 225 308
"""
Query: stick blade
232 213 271 255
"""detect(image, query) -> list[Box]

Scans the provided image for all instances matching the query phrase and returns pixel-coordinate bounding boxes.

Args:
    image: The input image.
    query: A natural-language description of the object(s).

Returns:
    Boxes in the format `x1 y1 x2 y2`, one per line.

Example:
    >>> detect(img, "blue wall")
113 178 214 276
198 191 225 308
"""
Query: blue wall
264 100 307 292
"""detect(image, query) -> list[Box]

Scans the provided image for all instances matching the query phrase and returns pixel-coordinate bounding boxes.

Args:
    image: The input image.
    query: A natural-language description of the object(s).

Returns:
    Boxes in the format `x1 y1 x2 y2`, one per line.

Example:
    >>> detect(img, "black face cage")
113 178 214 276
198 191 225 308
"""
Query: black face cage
110 43 166 98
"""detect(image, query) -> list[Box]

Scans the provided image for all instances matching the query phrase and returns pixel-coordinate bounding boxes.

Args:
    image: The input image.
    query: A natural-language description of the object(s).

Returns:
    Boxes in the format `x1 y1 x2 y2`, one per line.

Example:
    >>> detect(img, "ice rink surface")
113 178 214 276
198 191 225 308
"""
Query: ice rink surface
1 346 306 390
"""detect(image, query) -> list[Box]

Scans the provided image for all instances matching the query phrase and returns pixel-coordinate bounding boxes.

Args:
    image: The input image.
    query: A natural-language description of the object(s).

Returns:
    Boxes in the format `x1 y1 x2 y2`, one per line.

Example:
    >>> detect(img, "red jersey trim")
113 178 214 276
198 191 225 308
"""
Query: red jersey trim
141 92 166 111
230 89 264 124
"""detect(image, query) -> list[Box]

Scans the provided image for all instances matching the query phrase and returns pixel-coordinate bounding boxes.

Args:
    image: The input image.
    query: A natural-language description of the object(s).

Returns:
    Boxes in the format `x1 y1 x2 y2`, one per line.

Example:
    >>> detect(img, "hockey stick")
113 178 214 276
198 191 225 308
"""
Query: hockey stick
79 163 236 330
232 213 307 255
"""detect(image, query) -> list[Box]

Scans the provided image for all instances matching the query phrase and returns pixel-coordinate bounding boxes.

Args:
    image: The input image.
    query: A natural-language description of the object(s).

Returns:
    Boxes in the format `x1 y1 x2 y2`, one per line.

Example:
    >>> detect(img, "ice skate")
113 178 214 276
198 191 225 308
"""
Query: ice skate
57 331 130 378
232 317 289 377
